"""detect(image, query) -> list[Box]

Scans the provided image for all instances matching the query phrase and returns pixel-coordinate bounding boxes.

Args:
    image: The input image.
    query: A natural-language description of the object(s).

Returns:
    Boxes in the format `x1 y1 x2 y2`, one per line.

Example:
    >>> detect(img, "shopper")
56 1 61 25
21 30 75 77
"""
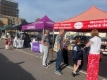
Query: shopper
72 38 82 77
55 29 65 75
85 29 102 80
41 30 50 68
5 37 9 49
8 35 14 50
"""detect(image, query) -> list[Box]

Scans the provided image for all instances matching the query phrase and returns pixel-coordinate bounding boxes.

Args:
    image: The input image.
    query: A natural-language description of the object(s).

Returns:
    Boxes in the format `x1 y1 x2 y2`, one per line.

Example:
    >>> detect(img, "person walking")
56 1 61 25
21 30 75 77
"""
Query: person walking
5 37 9 49
71 38 83 77
8 35 14 50
55 29 65 75
85 29 102 80
41 30 50 68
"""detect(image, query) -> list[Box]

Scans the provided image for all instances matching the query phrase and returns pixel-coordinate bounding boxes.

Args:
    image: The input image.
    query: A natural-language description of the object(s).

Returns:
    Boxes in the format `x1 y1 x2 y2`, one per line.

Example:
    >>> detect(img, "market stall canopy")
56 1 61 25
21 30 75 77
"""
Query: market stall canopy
54 6 107 32
0 24 13 30
6 20 28 30
22 15 54 31
59 6 107 22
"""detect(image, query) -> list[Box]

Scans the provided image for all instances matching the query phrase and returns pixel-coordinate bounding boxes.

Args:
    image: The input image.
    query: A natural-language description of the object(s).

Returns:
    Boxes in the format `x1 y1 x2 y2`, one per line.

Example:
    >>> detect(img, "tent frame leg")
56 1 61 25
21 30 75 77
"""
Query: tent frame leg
49 29 56 63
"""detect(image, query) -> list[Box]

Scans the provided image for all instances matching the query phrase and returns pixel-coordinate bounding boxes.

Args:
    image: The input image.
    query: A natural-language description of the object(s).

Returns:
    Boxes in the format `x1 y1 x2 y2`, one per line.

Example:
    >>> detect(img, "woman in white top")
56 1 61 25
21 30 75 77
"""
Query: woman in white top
85 29 102 80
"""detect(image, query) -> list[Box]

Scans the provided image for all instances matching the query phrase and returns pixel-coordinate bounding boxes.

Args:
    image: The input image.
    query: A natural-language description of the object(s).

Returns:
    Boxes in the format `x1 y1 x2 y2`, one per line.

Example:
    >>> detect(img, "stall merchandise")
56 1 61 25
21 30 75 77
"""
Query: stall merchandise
13 39 24 48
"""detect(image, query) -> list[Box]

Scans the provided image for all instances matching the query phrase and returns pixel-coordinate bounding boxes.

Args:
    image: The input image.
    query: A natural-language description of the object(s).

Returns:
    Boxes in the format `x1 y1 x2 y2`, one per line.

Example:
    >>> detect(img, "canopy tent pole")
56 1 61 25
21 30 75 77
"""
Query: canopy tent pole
106 33 107 37
77 32 79 36
43 29 44 34
16 30 18 37
76 30 80 36
52 29 54 60
5 30 6 36
50 29 55 63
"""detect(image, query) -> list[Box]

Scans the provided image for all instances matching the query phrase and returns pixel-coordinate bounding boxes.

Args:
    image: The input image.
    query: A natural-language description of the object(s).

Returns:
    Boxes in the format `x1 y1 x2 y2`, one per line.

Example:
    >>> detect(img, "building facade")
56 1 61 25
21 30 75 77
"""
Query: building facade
0 0 26 27
0 17 8 26
0 16 25 26
0 0 19 17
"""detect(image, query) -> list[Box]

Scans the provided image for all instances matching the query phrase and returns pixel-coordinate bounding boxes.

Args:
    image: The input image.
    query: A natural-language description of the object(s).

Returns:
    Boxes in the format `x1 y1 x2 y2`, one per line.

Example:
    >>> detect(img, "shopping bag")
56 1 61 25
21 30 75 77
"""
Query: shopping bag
67 44 71 51
53 36 59 52
53 41 59 52
100 51 103 61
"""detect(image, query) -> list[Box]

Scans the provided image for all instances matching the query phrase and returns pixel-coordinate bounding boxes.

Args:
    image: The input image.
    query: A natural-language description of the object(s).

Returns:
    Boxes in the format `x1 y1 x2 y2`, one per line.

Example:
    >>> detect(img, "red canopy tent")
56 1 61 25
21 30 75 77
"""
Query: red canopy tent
54 6 107 32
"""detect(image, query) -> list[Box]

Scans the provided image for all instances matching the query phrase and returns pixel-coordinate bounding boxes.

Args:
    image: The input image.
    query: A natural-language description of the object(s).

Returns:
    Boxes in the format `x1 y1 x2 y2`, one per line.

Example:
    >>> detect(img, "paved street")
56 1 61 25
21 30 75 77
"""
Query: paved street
0 40 106 80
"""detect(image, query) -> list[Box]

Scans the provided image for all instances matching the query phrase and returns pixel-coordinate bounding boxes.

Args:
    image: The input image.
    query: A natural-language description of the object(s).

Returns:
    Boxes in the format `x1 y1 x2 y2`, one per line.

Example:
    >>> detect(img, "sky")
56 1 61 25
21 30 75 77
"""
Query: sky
15 0 107 23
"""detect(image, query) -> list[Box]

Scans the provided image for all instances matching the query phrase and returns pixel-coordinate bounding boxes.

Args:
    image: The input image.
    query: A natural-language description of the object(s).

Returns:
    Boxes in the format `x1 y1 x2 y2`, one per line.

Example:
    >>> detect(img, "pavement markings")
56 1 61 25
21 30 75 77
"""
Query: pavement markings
0 41 106 79
15 49 107 80
15 49 41 59
67 66 87 74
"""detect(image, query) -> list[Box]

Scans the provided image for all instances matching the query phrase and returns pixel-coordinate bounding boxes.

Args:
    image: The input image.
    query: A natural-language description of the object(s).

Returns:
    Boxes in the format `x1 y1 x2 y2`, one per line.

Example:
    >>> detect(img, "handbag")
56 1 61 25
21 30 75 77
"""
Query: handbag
53 42 59 52
53 36 59 52
67 44 71 51
100 51 103 60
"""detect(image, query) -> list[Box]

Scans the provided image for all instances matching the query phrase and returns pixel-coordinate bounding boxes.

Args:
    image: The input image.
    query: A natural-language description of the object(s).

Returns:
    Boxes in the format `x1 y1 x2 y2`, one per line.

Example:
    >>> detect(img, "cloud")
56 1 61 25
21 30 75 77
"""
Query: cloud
16 0 107 22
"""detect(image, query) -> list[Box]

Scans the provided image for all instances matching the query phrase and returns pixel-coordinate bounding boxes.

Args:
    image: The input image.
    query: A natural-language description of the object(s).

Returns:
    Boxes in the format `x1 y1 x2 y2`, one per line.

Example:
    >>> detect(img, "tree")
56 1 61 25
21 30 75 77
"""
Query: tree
35 18 40 22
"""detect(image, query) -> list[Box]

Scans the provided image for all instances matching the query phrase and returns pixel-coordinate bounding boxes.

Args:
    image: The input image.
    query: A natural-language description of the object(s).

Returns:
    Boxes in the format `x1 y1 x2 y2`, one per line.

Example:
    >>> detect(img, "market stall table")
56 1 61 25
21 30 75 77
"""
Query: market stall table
13 39 24 48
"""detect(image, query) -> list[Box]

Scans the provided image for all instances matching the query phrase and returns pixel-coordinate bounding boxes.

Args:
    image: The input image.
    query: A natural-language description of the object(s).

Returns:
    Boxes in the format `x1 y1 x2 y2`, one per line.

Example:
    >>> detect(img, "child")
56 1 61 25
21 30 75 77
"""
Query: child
71 38 82 77
5 38 8 49
8 36 13 50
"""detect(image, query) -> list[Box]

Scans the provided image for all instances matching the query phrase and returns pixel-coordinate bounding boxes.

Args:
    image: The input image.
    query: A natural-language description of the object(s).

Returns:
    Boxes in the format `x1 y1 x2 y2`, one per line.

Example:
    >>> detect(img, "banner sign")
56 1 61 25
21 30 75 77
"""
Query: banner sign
54 18 107 30
32 42 40 52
